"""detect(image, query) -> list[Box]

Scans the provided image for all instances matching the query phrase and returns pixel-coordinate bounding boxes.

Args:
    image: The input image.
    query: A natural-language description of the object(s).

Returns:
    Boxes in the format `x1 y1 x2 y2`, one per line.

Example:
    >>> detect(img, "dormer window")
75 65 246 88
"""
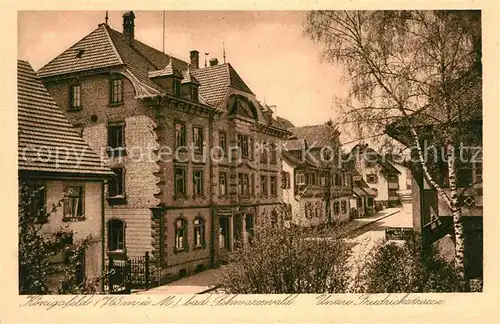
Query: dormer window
76 49 85 58
191 86 199 101
173 79 181 97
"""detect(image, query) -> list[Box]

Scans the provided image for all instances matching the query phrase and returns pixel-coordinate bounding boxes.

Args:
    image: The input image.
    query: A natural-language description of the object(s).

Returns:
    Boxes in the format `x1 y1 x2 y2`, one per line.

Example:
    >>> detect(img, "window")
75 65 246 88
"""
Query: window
193 170 204 197
366 174 378 184
366 161 376 168
191 86 199 101
193 217 205 248
367 197 374 207
27 183 47 223
389 174 398 182
174 168 187 197
260 175 268 197
314 203 320 218
296 173 305 185
474 162 482 183
270 143 277 164
260 141 268 163
333 173 341 186
107 123 126 157
108 167 125 198
250 173 255 196
270 176 277 196
175 122 186 148
343 172 350 187
219 132 227 157
282 171 291 189
69 85 81 110
107 219 125 251
173 79 181 97
109 79 123 104
174 218 187 251
63 186 84 220
341 201 347 213
219 172 227 196
239 173 250 196
305 202 313 219
53 247 84 287
237 134 249 158
249 138 254 160
457 163 474 188
193 127 203 151
320 174 327 186
307 173 318 186
333 201 340 215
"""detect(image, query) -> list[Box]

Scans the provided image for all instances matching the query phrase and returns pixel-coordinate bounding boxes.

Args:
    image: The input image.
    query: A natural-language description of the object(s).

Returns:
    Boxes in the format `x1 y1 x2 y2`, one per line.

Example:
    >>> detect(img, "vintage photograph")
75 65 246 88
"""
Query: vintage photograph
17 10 482 295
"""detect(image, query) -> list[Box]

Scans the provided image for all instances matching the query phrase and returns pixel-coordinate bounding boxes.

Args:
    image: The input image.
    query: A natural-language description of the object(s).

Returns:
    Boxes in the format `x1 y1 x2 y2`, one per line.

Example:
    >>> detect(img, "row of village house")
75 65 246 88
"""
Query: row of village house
18 11 413 292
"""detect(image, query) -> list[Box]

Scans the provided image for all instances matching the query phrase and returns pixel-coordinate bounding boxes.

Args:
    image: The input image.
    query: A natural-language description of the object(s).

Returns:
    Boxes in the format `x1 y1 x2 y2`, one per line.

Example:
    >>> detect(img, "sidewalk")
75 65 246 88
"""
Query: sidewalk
135 207 403 295
134 267 223 295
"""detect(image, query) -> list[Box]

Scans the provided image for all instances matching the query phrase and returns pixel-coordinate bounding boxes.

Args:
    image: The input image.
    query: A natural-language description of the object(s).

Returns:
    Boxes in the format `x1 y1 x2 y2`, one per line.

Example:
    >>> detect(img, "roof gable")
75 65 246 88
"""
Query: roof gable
290 124 339 149
37 24 123 78
192 63 253 107
18 60 114 178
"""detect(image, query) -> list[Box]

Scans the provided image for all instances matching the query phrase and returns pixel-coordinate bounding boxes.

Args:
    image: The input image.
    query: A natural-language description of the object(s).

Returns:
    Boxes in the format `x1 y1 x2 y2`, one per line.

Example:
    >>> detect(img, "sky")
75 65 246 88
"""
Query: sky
18 10 349 127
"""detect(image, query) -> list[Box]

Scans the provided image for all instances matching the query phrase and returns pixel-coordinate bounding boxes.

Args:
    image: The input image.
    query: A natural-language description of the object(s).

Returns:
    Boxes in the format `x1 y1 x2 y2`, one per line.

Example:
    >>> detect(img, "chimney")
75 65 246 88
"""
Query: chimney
209 58 219 66
190 50 199 69
123 11 135 42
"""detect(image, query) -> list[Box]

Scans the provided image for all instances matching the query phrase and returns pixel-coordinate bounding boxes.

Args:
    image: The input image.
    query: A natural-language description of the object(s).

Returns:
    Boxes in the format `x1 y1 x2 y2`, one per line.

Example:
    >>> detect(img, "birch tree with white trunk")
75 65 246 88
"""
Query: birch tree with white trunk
305 10 482 279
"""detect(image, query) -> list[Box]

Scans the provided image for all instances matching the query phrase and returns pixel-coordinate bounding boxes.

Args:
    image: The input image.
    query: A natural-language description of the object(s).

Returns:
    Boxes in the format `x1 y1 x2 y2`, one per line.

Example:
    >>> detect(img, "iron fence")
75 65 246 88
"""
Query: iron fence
103 252 169 294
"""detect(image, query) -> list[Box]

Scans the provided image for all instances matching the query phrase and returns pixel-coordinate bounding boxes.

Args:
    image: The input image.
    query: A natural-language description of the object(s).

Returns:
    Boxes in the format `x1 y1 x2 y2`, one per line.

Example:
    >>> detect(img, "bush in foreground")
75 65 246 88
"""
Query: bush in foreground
353 235 466 293
218 224 351 294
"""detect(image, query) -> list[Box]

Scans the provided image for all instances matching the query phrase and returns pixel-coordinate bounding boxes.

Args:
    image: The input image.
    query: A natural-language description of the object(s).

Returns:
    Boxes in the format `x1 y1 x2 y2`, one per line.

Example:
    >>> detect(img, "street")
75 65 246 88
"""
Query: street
137 204 413 294
346 203 413 286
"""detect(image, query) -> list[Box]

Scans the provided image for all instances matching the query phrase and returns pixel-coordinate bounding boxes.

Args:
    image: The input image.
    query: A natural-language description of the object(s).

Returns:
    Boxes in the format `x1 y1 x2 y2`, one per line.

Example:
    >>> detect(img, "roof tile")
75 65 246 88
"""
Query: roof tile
18 60 114 177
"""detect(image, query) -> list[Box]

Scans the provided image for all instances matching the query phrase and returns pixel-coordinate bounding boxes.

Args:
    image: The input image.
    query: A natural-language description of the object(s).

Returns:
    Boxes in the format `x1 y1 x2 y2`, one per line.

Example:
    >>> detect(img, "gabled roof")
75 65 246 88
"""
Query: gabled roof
276 116 295 129
192 63 253 107
284 138 306 151
350 144 401 175
37 23 252 109
37 25 123 78
289 124 339 149
18 60 114 178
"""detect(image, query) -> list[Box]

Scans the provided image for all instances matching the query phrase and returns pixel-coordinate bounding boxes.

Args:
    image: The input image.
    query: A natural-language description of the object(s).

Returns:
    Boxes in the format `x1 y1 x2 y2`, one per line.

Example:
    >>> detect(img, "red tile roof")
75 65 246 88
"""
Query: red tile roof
289 124 340 149
192 63 253 107
37 25 123 78
37 23 253 109
18 60 114 178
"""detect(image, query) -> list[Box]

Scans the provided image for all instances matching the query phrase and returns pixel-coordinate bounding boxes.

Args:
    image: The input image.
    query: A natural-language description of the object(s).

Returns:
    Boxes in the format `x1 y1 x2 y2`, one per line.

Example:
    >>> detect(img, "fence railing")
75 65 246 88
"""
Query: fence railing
103 251 170 294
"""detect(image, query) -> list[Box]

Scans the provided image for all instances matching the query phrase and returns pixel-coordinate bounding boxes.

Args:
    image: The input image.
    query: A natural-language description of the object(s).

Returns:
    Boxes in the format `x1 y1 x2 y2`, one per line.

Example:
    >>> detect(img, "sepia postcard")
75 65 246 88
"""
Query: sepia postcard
1 1 499 323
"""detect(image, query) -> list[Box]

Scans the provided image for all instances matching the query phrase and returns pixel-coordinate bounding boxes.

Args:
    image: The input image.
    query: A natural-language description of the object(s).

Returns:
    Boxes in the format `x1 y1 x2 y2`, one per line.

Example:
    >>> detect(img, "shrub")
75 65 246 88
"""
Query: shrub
353 234 466 293
218 224 351 294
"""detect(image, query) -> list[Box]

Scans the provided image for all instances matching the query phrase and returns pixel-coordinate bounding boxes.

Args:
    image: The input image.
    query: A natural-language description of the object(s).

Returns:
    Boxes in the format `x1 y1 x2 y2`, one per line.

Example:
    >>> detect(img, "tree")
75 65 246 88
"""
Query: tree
18 182 97 294
305 10 482 279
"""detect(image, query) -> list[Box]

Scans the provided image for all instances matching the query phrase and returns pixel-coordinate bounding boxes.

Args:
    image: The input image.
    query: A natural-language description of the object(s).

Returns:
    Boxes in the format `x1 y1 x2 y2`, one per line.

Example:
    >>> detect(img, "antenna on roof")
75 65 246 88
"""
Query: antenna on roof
204 52 209 67
105 10 109 25
223 42 226 64
162 11 166 53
